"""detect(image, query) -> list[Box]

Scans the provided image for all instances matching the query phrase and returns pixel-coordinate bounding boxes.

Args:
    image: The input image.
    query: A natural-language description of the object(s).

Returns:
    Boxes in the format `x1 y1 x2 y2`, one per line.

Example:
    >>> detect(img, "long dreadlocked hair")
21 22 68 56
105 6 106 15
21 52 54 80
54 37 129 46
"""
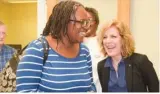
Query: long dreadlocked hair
42 0 83 43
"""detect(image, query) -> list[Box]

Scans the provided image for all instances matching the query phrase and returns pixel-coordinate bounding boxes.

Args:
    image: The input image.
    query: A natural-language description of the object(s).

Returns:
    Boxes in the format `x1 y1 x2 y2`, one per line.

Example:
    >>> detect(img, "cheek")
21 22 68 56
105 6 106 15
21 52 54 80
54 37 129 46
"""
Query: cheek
67 29 81 41
119 40 122 48
71 24 81 34
68 25 77 36
116 41 122 52
0 36 5 39
66 28 74 39
76 24 81 29
102 39 108 50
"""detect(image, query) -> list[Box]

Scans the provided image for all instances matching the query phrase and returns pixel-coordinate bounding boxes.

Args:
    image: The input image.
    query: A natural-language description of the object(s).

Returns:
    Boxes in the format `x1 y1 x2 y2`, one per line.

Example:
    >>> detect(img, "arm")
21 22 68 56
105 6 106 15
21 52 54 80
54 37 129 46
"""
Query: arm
16 41 43 92
139 55 159 92
86 48 97 92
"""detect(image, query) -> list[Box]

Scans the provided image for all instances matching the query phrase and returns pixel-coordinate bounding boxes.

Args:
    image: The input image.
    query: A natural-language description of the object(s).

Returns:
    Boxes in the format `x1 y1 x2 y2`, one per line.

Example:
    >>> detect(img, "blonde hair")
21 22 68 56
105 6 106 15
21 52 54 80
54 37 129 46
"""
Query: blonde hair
98 20 135 58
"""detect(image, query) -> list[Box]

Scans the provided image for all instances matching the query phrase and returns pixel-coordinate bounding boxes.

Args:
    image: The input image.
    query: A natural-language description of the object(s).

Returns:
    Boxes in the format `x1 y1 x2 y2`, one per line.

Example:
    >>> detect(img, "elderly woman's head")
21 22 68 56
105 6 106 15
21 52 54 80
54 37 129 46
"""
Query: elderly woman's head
98 20 135 58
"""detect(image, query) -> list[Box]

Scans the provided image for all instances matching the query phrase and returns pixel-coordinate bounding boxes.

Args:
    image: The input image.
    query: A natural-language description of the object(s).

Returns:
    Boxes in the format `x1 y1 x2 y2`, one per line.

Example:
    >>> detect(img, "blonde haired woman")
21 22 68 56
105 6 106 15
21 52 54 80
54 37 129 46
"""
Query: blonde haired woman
97 20 159 92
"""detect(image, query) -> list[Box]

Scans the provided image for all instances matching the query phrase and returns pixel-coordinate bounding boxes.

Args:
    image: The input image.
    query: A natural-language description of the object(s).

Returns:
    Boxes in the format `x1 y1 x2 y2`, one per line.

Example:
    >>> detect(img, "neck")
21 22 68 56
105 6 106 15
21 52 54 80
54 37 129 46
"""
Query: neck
47 35 79 50
0 44 3 48
111 55 122 65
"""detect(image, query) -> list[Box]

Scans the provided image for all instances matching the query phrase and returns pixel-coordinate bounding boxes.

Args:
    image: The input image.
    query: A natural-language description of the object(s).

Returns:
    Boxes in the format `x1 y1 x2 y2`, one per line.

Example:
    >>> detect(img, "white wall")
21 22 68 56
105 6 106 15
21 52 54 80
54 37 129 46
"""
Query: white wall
130 0 159 78
37 0 47 37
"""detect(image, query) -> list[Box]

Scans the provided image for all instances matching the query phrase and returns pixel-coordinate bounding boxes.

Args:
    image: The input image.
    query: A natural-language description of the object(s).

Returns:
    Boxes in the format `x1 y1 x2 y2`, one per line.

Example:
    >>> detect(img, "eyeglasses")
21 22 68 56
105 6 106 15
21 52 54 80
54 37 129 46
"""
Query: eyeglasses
88 18 95 22
70 19 91 28
88 18 96 25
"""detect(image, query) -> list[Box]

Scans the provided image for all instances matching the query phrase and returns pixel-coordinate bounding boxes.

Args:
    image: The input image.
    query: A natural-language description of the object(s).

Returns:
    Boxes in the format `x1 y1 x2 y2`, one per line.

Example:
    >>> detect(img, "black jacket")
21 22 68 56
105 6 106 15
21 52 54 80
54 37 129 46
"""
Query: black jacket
97 53 159 92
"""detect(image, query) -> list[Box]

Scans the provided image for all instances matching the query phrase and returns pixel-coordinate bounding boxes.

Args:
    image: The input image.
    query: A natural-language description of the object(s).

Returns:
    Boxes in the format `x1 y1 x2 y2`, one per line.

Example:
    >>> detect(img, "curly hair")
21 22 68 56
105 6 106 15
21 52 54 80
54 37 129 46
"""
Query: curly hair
98 20 135 58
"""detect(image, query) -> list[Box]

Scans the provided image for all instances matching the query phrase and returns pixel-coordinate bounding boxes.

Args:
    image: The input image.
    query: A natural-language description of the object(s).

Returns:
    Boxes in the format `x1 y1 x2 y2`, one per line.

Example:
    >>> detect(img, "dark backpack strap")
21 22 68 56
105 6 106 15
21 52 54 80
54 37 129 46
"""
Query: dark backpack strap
38 37 49 65
18 44 29 55
9 44 29 72
9 54 20 72
9 37 49 74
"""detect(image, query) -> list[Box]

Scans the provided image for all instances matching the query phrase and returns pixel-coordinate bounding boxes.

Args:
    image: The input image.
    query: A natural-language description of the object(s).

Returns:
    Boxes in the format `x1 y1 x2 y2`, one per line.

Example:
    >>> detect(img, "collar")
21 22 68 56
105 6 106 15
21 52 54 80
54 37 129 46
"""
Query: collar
104 56 124 70
0 44 5 52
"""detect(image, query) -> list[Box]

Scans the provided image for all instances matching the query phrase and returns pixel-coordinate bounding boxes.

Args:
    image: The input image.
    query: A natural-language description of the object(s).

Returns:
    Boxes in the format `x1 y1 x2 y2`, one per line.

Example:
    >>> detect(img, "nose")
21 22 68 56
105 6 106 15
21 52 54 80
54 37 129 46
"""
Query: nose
104 37 112 44
0 35 3 39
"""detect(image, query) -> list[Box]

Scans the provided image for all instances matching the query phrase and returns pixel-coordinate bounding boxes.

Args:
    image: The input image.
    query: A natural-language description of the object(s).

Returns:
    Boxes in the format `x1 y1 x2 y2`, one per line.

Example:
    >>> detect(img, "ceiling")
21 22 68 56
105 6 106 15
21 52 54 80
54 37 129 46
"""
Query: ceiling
1 0 37 3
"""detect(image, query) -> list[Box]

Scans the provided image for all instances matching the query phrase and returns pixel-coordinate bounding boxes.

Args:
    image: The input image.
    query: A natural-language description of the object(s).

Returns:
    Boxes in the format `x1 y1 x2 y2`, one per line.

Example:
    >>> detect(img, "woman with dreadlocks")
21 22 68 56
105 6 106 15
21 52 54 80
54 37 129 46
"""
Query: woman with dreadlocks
16 0 96 92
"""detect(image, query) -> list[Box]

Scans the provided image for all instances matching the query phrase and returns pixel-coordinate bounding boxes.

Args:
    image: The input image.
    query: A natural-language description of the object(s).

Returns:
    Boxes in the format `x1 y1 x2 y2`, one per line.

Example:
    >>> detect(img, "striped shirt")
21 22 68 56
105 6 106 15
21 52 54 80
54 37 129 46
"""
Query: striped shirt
0 44 15 72
16 39 96 92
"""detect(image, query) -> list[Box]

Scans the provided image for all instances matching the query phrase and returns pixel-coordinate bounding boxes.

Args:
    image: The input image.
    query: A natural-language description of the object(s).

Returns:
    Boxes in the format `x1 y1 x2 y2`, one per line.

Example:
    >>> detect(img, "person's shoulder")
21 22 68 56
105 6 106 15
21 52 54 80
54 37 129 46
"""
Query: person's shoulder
27 37 45 49
81 43 88 49
98 57 106 67
132 52 145 56
130 53 147 59
4 44 15 51
129 53 149 64
4 44 12 49
80 43 90 52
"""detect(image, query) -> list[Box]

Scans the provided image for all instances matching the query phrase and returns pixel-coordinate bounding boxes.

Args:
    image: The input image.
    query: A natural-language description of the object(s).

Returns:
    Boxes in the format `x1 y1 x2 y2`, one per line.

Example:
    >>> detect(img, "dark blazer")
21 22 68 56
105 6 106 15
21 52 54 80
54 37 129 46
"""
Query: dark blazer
97 53 159 92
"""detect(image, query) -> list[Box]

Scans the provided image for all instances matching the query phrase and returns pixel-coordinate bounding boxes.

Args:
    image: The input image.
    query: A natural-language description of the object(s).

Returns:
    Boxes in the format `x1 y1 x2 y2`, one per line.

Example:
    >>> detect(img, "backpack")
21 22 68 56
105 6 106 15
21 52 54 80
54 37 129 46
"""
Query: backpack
0 37 49 92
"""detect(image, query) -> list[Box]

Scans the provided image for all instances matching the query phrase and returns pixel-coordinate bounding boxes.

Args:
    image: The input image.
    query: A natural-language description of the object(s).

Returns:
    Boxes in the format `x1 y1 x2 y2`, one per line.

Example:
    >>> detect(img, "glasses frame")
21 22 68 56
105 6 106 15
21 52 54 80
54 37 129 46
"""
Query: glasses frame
69 19 91 28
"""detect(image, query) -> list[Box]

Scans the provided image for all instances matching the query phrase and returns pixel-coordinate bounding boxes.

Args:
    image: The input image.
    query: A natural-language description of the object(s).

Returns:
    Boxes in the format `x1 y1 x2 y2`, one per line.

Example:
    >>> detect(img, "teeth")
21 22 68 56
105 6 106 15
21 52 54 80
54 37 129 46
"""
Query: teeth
108 47 114 49
107 45 115 49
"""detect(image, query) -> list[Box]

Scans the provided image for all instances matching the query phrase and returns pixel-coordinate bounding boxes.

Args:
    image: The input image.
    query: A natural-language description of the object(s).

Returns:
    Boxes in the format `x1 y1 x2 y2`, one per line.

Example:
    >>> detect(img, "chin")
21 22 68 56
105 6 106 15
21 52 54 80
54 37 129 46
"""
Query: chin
78 37 84 43
74 40 83 43
107 53 117 57
0 42 4 45
78 40 83 43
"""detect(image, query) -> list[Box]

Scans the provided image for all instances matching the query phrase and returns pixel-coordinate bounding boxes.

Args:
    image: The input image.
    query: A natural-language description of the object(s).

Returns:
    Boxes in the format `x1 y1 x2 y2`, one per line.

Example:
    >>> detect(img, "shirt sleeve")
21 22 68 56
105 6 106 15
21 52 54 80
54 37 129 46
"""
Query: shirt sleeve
85 47 97 92
16 41 44 92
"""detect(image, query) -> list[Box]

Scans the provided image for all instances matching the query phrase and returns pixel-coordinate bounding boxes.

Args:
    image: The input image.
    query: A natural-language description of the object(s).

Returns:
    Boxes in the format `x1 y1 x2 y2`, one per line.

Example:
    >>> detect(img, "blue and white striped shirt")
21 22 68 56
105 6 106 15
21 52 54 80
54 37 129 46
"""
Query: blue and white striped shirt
16 39 96 92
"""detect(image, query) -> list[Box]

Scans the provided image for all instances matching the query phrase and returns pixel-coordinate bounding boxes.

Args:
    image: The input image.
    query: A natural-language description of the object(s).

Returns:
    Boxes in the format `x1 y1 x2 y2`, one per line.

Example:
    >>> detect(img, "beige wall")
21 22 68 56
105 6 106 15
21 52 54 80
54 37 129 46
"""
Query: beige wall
0 2 37 48
75 0 117 33
130 0 159 78
117 0 130 26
